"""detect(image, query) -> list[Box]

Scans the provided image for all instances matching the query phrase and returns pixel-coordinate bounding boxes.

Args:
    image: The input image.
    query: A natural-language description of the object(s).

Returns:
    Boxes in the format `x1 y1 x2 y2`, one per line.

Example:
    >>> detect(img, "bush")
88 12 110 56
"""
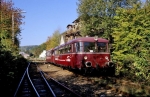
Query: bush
0 46 28 96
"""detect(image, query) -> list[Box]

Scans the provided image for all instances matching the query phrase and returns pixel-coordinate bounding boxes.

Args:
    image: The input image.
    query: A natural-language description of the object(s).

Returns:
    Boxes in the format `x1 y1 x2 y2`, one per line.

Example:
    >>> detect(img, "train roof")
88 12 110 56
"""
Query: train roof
53 37 109 50
46 48 54 52
68 37 109 43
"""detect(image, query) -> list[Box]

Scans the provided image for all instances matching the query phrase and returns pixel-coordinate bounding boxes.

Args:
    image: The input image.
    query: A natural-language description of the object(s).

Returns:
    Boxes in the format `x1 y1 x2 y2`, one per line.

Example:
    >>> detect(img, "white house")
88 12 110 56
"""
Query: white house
60 35 65 45
19 52 30 59
39 50 46 59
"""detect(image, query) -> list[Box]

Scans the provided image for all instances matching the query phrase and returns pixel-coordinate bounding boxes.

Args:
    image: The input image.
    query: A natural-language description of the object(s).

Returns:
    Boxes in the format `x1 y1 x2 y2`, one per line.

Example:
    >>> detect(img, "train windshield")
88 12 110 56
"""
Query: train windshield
97 42 107 52
84 42 107 52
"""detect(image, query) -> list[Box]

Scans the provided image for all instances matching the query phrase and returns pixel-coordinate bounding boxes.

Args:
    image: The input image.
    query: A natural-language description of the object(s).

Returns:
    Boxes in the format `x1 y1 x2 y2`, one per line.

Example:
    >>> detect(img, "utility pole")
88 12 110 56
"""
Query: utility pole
0 0 2 43
12 12 14 43
12 11 26 44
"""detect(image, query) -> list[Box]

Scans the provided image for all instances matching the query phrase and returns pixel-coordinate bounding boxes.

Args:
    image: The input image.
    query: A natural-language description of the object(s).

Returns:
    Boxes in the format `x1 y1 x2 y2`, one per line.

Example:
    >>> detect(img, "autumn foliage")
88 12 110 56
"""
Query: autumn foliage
0 0 25 51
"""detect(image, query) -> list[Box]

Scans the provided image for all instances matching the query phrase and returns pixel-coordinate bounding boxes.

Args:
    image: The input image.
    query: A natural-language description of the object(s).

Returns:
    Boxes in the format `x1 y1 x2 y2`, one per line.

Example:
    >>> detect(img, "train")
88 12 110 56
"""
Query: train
46 36 115 75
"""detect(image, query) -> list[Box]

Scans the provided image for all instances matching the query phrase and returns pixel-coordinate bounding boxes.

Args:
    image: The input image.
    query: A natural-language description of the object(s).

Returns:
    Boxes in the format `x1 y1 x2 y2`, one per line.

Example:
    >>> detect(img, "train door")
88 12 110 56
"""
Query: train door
51 50 55 64
65 44 72 67
71 42 83 69
54 49 59 64
59 46 66 66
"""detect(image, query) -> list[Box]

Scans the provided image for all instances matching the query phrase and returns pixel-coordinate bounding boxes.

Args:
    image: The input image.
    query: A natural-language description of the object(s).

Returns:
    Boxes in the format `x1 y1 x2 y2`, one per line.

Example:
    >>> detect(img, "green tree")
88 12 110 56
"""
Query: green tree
46 29 61 50
77 0 139 42
30 43 46 57
45 36 52 50
0 0 25 53
30 29 61 57
112 3 150 81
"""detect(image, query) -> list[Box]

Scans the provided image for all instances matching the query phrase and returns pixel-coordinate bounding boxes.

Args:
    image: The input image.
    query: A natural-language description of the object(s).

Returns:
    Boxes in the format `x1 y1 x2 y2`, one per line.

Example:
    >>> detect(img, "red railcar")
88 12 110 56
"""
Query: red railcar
46 37 115 75
46 48 54 63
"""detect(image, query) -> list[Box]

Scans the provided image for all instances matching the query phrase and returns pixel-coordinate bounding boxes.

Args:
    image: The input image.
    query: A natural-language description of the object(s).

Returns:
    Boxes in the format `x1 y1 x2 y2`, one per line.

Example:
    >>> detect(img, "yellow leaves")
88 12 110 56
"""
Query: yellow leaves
45 29 61 50
121 22 130 28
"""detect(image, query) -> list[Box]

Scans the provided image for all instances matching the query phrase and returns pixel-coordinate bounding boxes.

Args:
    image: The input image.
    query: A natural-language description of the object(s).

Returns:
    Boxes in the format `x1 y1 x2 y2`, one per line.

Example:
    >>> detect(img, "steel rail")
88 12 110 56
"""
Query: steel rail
14 62 40 97
35 63 57 97
13 62 30 97
39 70 56 97
26 63 40 97
42 71 82 97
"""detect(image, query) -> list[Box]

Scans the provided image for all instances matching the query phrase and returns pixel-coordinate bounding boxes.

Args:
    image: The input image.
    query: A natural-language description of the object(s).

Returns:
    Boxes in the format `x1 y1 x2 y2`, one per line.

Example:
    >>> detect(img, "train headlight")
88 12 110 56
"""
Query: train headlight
84 56 87 60
105 56 109 61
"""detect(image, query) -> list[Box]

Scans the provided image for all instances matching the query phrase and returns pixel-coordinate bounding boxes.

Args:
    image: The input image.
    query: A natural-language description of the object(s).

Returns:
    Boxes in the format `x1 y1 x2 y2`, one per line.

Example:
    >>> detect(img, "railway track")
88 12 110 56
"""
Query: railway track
14 62 81 97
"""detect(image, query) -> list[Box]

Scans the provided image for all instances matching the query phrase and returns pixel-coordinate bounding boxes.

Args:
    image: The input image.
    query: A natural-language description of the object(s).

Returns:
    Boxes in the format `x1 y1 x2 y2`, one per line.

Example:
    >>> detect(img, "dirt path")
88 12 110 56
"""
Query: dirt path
38 64 74 79
38 63 150 97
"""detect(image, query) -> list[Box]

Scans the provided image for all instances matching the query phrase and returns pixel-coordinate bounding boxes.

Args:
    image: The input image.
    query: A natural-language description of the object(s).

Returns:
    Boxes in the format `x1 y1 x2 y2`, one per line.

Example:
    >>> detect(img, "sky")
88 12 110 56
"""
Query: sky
12 0 79 46
12 0 146 46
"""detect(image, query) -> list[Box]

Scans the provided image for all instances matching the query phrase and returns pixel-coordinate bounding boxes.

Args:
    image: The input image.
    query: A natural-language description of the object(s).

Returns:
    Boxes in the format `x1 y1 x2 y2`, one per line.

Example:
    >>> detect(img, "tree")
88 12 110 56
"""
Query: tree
46 36 52 50
77 0 139 43
30 29 61 57
112 3 150 80
30 43 46 57
45 29 61 50
0 0 25 53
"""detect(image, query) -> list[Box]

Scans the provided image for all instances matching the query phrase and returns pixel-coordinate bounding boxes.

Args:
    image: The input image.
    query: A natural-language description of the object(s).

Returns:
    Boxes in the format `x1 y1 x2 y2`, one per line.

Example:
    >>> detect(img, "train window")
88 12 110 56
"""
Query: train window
84 42 95 52
97 42 107 52
55 50 59 55
46 52 49 56
68 45 71 53
65 45 71 53
61 47 65 54
48 52 51 56
75 43 79 52
59 49 62 54
64 46 68 53
75 42 82 52
52 51 54 55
